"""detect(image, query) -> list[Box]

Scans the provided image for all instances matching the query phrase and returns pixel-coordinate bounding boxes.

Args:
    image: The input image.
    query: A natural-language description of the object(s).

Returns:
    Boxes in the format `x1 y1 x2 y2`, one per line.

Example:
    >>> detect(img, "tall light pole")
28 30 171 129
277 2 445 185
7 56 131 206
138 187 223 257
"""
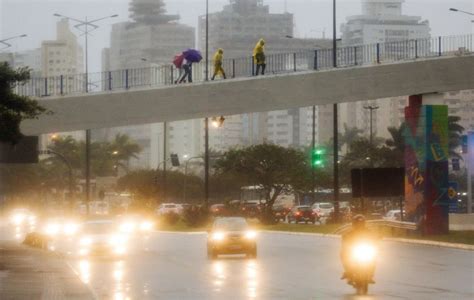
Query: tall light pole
204 0 210 207
312 106 316 203
0 34 27 50
332 0 340 222
53 13 118 214
364 105 379 145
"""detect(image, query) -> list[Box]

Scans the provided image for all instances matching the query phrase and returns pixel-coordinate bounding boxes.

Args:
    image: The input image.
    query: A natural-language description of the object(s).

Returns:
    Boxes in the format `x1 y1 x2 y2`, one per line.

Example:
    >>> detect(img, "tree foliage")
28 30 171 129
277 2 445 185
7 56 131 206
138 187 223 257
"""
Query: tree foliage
0 63 48 144
215 144 309 210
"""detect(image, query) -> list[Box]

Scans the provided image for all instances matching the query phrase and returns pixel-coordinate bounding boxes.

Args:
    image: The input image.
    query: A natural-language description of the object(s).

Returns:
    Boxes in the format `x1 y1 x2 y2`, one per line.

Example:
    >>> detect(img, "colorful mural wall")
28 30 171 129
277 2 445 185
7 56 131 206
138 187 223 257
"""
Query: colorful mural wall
404 95 449 235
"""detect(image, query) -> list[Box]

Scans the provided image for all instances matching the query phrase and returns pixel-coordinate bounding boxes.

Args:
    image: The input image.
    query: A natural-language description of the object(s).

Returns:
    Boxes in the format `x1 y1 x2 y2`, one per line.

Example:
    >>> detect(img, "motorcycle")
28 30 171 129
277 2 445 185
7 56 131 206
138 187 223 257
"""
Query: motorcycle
347 241 377 295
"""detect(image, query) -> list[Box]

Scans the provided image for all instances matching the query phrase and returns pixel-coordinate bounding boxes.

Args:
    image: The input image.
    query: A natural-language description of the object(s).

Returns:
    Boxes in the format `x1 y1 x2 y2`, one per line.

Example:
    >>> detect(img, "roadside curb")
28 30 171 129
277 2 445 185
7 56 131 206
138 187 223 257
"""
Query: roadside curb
261 230 474 251
262 230 340 239
156 230 206 235
384 237 474 251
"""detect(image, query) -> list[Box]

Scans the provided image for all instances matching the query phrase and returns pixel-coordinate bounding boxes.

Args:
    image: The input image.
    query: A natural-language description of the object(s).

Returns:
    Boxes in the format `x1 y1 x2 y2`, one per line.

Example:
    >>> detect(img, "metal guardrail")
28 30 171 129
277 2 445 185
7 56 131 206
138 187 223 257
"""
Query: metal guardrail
333 219 417 235
13 34 473 98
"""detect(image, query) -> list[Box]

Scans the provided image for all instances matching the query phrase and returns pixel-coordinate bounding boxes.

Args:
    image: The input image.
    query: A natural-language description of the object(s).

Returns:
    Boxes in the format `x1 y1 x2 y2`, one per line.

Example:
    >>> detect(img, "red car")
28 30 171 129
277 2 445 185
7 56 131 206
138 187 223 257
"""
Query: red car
287 206 317 224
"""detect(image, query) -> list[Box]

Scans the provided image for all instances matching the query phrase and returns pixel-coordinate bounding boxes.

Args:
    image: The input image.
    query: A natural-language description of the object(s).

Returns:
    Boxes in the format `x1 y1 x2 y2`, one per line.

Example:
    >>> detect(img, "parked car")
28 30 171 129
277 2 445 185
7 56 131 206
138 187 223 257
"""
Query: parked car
157 203 181 215
311 202 334 218
287 206 317 224
240 203 261 218
210 204 227 217
383 209 405 221
273 205 291 222
207 217 257 259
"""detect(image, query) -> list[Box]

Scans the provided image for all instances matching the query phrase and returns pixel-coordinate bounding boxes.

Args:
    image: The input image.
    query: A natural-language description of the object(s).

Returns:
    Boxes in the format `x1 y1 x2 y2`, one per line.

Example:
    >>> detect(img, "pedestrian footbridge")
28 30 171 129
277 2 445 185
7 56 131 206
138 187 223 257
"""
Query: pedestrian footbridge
19 35 474 135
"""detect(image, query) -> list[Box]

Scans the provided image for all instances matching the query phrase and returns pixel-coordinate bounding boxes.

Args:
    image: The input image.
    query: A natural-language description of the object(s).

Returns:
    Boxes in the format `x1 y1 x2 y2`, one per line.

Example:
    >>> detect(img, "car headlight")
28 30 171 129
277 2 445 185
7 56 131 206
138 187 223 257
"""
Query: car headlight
64 223 79 236
80 237 92 246
139 221 153 231
28 216 36 225
120 222 135 233
12 214 25 225
44 223 60 236
351 243 377 263
245 230 257 239
212 232 225 241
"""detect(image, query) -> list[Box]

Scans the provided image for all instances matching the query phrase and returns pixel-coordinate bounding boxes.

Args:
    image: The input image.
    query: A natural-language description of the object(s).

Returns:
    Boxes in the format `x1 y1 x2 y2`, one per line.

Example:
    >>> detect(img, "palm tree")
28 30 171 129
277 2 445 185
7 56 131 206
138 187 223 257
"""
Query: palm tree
110 134 142 171
338 124 364 153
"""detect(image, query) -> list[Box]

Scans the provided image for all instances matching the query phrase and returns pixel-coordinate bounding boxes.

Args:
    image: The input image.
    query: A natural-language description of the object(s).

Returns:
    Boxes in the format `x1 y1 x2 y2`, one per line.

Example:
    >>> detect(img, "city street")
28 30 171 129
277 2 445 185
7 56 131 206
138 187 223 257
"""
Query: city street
49 232 473 299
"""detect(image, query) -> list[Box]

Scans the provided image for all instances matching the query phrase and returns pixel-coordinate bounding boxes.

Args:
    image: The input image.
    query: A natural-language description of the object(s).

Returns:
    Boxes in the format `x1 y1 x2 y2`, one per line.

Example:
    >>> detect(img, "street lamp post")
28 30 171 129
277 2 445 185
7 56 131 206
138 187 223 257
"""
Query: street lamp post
53 13 118 214
0 34 27 50
204 0 210 208
332 0 340 223
312 106 316 203
364 105 379 145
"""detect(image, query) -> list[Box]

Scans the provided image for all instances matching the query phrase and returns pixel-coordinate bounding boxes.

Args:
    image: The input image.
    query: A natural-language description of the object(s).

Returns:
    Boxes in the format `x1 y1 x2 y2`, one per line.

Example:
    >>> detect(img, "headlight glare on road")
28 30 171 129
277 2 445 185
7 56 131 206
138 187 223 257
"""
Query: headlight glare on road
140 221 153 231
80 237 92 246
12 214 25 225
64 223 79 236
120 222 135 233
212 232 225 241
245 230 257 239
109 234 128 246
114 246 127 255
351 243 377 263
44 223 60 236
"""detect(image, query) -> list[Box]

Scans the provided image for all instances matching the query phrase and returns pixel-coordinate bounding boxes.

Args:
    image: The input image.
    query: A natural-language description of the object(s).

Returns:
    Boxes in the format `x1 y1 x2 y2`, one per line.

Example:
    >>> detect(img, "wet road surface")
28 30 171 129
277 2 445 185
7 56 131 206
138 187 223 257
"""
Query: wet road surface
57 232 473 300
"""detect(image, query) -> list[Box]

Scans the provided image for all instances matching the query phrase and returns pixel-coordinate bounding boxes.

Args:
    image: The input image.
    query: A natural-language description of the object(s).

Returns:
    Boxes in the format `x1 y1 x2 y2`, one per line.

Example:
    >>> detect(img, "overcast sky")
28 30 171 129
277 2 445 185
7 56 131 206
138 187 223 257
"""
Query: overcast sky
1 0 473 72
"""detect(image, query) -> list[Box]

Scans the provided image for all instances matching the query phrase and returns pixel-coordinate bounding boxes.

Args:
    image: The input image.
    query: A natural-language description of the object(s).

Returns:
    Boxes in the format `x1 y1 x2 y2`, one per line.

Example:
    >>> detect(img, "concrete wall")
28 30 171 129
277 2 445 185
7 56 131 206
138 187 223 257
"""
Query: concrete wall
21 55 474 135
449 214 474 231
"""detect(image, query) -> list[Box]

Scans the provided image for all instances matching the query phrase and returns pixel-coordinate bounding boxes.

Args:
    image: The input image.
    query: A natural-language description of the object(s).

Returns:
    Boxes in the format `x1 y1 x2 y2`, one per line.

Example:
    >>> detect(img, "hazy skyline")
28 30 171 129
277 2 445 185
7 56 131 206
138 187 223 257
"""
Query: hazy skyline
1 0 473 73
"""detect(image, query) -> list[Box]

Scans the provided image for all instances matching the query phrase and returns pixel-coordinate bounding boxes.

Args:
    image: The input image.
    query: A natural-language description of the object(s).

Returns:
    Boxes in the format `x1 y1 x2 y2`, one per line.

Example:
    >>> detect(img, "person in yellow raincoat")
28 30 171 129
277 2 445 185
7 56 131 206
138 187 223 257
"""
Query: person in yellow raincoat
253 38 266 75
211 48 226 80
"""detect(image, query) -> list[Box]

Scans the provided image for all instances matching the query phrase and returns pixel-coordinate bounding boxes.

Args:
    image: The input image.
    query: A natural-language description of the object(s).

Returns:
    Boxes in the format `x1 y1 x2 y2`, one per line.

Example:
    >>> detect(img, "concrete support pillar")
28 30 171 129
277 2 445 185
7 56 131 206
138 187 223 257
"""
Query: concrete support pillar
404 95 449 235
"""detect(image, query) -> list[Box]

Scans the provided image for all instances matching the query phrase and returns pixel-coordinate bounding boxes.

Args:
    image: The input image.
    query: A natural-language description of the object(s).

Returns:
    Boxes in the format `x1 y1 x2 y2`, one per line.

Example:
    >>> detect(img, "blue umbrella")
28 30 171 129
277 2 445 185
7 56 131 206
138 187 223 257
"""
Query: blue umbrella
182 49 203 63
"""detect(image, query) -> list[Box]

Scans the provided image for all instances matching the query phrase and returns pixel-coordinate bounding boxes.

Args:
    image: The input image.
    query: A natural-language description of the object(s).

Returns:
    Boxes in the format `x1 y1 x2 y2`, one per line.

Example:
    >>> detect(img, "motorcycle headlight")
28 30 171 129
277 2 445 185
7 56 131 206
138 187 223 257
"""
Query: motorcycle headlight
212 232 225 241
245 230 257 239
351 243 377 263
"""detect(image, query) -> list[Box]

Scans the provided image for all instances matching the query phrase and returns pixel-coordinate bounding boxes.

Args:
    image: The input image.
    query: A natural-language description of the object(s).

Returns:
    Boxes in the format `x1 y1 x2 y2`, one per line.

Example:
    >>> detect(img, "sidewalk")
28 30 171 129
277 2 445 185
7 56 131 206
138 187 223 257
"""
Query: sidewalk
0 241 94 300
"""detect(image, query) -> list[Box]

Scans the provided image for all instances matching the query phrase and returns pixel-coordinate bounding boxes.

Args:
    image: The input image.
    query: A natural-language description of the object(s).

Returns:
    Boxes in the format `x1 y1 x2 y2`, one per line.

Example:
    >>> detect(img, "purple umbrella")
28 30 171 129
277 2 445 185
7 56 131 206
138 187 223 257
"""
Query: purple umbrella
182 49 203 63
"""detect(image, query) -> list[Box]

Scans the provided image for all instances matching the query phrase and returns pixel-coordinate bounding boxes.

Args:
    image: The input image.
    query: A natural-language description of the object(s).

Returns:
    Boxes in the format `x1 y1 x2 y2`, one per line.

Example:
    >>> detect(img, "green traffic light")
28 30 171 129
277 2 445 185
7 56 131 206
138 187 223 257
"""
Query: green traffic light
311 147 325 168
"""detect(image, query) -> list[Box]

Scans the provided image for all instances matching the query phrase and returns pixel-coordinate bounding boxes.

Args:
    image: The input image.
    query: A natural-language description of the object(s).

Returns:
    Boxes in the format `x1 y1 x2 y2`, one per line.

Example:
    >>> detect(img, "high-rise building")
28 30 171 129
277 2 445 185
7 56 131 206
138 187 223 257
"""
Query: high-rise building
340 0 431 139
42 19 84 78
341 0 430 46
198 0 334 150
101 0 198 169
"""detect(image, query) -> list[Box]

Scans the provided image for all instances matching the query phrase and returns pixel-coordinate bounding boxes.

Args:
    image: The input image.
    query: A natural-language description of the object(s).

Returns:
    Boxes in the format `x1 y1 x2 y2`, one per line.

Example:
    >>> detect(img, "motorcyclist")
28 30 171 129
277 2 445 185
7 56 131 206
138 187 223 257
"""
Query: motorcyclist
340 214 377 283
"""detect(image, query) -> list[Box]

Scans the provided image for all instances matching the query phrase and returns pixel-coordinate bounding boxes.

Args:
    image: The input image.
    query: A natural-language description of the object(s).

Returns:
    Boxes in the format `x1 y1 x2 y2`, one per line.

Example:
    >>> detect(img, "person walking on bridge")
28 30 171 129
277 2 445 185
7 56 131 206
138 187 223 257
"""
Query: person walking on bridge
211 48 226 80
253 38 266 76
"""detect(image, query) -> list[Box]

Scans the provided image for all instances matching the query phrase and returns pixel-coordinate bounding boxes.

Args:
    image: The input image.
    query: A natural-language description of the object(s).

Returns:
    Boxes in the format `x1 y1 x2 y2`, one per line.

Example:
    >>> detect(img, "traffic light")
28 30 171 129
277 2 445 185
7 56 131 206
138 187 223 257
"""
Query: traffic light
462 135 468 154
311 147 326 168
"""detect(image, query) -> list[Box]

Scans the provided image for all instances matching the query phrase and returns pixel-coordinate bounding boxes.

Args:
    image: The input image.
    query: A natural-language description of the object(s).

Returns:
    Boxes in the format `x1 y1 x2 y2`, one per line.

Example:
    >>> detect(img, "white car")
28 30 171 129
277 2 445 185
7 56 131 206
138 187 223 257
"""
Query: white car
157 203 181 215
311 202 334 218
383 210 405 221
78 220 128 257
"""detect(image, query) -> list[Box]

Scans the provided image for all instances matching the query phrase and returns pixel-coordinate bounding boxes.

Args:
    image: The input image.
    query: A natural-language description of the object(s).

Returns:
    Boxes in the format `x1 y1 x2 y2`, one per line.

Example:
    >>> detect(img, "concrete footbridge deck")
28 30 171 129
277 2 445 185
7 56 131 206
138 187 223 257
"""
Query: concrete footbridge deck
21 54 474 135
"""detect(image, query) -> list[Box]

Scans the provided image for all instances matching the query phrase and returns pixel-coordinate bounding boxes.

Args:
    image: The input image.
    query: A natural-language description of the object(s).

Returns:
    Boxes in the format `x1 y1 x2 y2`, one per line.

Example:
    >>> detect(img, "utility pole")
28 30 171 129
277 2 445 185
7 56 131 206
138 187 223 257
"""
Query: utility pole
163 122 167 202
332 0 340 222
312 106 316 203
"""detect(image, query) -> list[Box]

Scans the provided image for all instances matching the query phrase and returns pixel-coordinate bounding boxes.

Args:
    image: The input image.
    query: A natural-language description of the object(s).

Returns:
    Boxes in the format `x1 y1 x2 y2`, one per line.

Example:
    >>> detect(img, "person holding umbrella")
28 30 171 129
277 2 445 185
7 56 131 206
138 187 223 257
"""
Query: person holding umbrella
211 48 226 80
253 38 266 76
177 49 203 84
